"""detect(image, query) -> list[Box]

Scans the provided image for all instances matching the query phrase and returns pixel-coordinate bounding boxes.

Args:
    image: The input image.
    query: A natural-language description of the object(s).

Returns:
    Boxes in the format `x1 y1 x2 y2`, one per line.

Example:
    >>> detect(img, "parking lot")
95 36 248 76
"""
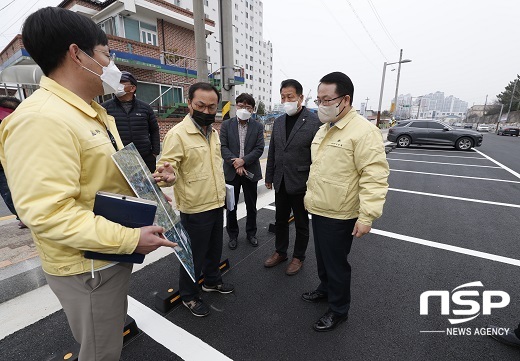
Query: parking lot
0 132 519 360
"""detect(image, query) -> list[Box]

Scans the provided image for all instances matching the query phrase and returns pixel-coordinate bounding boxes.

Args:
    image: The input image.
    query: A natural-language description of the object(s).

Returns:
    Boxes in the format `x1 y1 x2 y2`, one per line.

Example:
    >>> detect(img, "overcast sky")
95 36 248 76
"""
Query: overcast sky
1 0 518 110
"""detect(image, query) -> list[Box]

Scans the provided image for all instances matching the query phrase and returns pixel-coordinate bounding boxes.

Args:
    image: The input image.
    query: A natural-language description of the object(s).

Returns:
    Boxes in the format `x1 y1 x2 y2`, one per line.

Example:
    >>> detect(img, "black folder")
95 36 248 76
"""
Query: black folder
83 191 157 264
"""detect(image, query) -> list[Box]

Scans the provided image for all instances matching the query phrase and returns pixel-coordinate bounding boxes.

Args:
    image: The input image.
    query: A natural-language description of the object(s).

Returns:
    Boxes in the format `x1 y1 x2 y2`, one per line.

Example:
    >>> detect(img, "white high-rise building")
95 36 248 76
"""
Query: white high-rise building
170 0 273 109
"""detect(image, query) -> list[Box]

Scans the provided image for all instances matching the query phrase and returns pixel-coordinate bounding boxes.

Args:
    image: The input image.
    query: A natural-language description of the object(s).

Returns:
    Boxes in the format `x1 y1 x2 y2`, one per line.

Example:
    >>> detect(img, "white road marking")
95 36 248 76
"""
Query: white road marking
393 148 471 153
370 228 520 267
389 169 520 184
390 152 486 160
260 206 520 267
0 285 61 340
128 297 232 361
387 158 502 168
263 205 276 211
388 188 520 209
472 148 520 180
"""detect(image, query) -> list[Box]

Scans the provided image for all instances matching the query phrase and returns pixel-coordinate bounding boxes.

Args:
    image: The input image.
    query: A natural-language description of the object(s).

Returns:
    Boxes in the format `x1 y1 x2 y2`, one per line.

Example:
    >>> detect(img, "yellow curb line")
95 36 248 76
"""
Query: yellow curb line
0 215 16 221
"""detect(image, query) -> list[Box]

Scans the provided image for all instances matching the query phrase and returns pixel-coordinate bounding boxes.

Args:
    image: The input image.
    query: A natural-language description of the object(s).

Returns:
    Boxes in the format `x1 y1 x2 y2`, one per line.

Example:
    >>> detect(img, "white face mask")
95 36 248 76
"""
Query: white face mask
318 102 343 123
114 84 127 98
236 108 252 120
80 50 123 95
283 101 299 116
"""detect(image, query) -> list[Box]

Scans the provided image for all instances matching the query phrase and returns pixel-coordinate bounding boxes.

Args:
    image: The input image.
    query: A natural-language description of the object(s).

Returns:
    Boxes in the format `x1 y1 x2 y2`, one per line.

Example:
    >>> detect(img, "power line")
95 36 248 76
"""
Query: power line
0 0 17 12
318 0 378 70
0 0 42 38
366 0 399 50
344 0 389 62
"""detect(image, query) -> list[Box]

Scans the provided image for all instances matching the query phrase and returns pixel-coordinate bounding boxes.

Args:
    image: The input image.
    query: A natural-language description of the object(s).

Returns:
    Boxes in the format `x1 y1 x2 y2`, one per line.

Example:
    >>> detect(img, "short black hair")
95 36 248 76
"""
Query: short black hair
0 96 21 110
319 72 354 105
280 79 303 96
236 93 255 108
188 82 221 103
22 7 108 76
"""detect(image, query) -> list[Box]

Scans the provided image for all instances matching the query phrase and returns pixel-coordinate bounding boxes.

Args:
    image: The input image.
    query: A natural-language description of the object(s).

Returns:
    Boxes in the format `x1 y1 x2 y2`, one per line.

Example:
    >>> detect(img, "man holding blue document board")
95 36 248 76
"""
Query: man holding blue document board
0 8 175 361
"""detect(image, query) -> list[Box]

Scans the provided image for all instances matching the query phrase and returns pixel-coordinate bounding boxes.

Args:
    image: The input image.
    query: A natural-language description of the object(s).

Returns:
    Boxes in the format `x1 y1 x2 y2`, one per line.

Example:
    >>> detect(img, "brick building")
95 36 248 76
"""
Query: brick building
0 0 245 138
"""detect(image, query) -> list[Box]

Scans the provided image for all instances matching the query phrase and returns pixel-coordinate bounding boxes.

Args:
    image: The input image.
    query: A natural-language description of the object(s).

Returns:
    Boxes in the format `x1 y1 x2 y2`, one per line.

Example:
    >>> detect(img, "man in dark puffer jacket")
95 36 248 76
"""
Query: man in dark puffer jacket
102 71 160 172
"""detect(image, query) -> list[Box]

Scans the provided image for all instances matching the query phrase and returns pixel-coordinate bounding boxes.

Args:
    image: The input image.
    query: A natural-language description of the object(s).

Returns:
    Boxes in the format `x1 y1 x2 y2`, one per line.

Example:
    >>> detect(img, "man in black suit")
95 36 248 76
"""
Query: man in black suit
265 79 321 275
220 93 265 250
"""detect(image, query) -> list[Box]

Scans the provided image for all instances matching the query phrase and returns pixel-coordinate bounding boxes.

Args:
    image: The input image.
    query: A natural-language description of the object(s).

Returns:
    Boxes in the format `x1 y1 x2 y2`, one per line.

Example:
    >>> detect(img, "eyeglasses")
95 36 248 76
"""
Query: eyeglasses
236 104 254 112
94 49 116 61
314 95 346 106
192 102 218 113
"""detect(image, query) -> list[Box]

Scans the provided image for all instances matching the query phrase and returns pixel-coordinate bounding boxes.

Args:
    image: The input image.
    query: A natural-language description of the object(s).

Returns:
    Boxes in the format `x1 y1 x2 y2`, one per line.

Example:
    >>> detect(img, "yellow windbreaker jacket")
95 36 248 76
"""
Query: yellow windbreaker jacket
304 108 390 226
158 115 226 214
0 76 140 276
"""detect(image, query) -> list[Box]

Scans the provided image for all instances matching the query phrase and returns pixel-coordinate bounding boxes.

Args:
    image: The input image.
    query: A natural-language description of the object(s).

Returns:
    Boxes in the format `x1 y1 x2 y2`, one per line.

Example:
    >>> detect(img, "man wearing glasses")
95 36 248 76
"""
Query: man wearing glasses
220 93 265 250
265 79 321 275
0 8 174 360
155 82 234 317
302 72 389 332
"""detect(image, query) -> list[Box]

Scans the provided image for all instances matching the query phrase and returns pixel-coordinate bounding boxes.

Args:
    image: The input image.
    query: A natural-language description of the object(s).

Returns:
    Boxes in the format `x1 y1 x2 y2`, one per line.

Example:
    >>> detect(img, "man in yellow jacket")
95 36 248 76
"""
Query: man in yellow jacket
302 72 389 332
154 82 234 317
0 8 174 360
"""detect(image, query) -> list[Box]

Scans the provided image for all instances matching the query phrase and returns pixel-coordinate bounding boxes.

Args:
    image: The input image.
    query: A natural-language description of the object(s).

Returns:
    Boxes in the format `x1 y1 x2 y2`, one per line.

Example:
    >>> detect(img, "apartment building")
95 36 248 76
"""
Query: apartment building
174 0 273 109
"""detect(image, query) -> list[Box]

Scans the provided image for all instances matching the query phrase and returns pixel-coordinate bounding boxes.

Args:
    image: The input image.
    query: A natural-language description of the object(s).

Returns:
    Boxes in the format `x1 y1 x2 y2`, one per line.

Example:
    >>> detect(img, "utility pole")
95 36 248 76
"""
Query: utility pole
505 77 518 122
495 104 504 133
193 0 208 82
376 62 387 127
218 0 235 117
480 94 488 125
393 49 403 118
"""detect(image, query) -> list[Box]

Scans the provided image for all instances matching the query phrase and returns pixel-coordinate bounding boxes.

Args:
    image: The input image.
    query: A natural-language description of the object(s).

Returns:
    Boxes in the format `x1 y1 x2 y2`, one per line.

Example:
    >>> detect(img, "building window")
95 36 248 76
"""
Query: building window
140 22 158 46
235 4 238 9
124 18 158 46
235 15 238 21
98 17 116 36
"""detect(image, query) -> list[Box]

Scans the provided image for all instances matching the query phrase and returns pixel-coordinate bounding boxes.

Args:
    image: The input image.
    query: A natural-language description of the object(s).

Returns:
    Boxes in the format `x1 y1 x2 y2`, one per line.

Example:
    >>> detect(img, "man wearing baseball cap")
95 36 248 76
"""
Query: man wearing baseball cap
102 71 160 172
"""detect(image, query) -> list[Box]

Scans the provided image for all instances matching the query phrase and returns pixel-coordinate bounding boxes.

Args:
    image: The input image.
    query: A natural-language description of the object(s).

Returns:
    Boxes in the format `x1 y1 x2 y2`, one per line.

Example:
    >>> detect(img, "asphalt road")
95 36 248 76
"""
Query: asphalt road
1 131 519 360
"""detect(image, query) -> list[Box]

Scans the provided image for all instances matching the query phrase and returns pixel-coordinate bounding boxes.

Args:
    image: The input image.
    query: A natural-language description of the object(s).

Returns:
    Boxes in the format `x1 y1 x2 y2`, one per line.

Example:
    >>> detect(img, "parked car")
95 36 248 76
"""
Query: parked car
497 127 520 136
387 120 483 150
477 124 491 132
463 124 473 129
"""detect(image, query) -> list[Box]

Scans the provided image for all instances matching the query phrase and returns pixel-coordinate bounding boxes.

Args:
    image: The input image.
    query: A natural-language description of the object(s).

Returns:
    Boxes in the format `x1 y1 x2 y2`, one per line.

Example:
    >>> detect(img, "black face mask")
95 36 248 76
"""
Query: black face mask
192 109 216 126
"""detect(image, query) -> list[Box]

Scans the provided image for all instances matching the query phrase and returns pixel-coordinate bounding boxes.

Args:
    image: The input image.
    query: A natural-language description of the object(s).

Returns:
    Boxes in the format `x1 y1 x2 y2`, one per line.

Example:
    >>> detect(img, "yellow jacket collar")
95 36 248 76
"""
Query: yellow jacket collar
334 107 358 130
39 76 99 118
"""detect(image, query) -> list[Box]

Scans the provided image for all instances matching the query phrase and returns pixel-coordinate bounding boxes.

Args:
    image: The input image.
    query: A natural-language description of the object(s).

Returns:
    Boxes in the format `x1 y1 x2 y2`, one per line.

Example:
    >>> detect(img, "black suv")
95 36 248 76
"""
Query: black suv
497 127 519 136
387 120 483 150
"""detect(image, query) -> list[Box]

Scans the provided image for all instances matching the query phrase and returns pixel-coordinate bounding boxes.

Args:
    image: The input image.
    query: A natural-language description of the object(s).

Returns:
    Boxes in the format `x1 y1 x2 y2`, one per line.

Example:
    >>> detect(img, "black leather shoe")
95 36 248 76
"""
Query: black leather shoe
313 310 348 332
228 238 237 250
247 236 258 247
488 325 520 348
302 290 327 303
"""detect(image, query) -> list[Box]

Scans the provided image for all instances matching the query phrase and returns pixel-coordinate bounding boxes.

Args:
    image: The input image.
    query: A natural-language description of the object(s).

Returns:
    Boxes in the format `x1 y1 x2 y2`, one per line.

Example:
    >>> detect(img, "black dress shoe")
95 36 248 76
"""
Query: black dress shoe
301 290 328 303
488 325 520 348
228 238 237 250
313 310 348 332
247 236 258 247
